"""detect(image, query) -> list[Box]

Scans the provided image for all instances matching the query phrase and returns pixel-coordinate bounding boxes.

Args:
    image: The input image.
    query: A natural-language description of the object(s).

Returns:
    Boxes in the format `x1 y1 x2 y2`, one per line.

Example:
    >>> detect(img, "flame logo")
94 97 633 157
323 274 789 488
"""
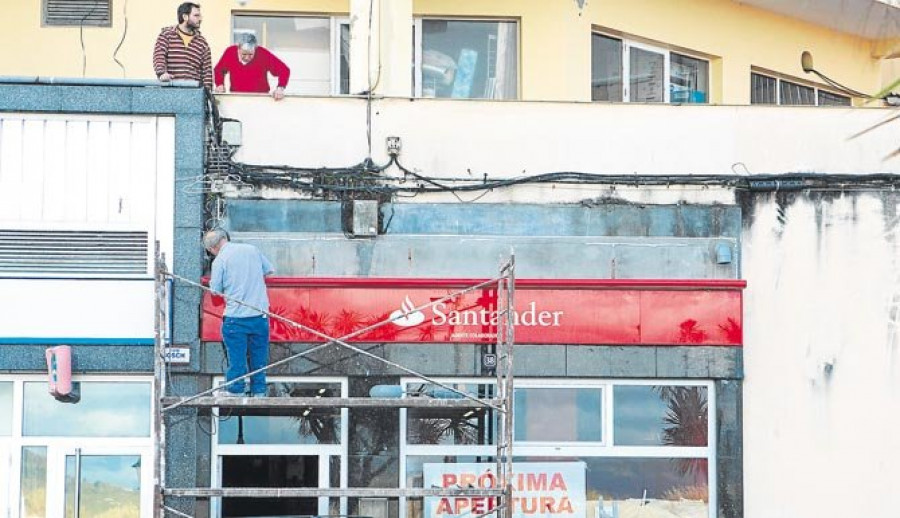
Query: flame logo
390 296 426 327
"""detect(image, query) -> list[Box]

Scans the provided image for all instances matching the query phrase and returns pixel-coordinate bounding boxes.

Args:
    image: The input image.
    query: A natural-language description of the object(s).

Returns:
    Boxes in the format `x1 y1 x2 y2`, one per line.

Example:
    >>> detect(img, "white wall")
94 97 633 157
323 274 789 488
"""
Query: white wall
218 95 900 184
743 192 900 518
0 114 174 343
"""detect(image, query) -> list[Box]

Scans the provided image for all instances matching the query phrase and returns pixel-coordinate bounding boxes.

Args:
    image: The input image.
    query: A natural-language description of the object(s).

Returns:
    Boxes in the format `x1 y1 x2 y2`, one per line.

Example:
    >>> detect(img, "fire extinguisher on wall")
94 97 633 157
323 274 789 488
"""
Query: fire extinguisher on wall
46 345 80 403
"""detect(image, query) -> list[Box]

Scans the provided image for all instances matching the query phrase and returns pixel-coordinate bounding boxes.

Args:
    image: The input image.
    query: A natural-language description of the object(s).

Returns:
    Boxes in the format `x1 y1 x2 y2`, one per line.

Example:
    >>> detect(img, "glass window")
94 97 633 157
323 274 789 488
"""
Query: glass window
751 72 777 104
818 90 851 106
0 382 11 435
614 385 708 446
591 34 623 101
670 53 708 103
515 387 602 442
233 16 334 95
20 446 47 518
517 456 708 518
780 79 815 105
218 382 342 445
406 382 496 445
629 46 665 102
65 455 142 518
339 22 351 95
23 382 151 437
420 20 518 99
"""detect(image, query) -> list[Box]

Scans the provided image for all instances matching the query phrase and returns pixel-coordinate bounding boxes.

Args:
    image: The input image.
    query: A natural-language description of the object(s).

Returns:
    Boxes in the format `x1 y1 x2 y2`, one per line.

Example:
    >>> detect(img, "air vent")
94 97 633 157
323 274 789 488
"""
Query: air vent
44 0 111 27
0 230 148 276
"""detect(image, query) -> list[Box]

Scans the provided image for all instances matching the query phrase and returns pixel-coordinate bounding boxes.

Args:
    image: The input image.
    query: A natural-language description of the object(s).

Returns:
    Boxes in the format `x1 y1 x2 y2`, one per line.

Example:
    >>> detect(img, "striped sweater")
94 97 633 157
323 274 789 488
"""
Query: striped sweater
153 26 212 89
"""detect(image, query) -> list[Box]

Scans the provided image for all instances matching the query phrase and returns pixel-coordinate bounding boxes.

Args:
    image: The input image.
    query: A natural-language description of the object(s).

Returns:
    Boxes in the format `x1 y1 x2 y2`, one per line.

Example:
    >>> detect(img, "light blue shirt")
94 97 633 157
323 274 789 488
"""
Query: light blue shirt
209 241 275 318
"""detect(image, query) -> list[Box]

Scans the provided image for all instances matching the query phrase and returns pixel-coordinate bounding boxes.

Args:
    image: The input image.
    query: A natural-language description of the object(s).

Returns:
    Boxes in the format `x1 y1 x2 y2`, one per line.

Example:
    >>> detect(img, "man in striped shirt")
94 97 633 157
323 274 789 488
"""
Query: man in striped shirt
153 2 212 89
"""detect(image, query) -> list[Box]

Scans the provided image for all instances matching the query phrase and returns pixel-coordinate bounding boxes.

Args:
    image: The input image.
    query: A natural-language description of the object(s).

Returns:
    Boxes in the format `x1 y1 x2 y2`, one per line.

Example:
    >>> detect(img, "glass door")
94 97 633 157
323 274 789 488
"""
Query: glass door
45 446 152 518
0 444 9 518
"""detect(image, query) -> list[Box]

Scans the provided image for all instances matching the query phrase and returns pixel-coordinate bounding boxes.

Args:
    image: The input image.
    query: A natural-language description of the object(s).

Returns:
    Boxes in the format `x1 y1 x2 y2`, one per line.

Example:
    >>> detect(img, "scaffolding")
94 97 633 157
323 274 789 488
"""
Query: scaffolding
152 248 517 518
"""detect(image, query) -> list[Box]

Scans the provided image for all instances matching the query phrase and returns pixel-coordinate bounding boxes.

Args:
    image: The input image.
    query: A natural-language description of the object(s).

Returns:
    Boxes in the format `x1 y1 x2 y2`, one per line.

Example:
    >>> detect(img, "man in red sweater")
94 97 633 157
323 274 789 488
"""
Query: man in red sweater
214 34 291 100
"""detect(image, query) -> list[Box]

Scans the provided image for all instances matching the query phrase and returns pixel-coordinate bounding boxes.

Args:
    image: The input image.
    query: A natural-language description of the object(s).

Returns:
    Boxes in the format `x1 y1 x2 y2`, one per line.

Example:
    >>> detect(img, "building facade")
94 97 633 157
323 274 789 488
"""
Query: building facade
1 1 900 518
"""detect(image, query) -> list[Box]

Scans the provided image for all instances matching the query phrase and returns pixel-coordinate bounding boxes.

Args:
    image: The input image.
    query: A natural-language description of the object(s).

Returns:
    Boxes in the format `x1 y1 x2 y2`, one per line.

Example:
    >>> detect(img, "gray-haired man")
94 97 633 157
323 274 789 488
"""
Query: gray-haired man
203 229 275 396
213 33 291 100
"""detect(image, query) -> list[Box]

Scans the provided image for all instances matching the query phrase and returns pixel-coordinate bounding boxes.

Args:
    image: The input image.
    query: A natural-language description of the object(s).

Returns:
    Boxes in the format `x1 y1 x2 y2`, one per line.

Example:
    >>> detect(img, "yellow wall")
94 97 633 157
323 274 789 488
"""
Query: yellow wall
1 0 348 81
416 0 883 103
0 0 886 104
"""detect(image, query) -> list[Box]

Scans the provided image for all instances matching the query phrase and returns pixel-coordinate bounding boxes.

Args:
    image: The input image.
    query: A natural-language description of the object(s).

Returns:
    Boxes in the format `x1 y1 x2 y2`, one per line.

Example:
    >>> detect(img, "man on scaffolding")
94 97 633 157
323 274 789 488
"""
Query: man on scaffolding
203 228 275 397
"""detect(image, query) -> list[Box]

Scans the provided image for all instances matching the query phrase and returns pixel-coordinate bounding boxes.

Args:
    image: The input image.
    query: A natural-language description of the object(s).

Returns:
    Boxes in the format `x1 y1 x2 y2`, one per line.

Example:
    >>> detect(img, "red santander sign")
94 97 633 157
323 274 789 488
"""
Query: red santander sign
201 278 744 346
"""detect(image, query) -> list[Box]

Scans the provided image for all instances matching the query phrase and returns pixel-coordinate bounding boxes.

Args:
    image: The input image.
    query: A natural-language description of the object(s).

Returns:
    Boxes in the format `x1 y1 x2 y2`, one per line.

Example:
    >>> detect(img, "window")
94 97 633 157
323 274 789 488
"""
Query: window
414 19 518 99
751 71 850 106
0 382 11 436
591 33 709 103
23 381 151 437
401 379 716 518
232 15 350 96
2 376 154 517
44 0 111 27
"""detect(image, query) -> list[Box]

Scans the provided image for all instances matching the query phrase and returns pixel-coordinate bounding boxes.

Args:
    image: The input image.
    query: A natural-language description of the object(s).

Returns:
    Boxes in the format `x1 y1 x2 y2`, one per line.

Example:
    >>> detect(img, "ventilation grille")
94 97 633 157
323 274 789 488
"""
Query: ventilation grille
44 0 111 27
0 230 149 276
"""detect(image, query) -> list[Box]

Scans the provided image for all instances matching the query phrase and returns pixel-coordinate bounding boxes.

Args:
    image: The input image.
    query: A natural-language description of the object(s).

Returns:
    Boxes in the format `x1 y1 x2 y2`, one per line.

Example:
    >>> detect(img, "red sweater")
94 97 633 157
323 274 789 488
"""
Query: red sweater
214 45 291 93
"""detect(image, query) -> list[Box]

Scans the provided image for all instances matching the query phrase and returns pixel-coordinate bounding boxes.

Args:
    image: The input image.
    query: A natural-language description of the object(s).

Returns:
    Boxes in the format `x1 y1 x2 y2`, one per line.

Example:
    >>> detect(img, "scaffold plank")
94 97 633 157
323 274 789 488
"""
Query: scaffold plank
164 487 506 498
161 396 503 409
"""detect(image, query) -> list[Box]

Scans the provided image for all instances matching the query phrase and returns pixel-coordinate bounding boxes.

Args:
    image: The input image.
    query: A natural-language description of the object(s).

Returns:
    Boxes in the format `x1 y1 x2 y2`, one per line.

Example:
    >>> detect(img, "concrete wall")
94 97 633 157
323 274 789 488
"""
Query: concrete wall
218 96 900 184
741 190 900 518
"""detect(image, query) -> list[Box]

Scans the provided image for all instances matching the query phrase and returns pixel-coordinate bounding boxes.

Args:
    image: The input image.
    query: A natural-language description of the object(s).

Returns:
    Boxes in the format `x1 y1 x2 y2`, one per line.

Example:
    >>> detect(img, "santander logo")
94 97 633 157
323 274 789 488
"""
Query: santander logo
390 296 426 327
390 294 564 328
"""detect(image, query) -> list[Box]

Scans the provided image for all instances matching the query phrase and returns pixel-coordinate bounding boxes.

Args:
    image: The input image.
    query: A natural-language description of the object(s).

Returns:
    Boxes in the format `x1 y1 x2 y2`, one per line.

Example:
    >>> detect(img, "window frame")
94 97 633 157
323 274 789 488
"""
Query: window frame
230 13 351 96
751 69 851 106
0 374 154 518
413 17 521 100
591 30 711 104
399 377 717 518
210 375 349 518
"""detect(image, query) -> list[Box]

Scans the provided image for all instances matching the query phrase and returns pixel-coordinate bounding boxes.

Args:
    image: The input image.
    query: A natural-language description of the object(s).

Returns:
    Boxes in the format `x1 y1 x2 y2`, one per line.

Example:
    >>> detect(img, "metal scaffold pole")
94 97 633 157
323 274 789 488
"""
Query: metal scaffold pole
153 245 168 518
152 249 517 518
495 254 515 518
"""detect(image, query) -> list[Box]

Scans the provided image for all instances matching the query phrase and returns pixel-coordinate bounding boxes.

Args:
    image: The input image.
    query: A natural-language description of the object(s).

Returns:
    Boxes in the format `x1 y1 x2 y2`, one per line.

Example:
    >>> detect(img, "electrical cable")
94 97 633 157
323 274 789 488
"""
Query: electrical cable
112 0 129 77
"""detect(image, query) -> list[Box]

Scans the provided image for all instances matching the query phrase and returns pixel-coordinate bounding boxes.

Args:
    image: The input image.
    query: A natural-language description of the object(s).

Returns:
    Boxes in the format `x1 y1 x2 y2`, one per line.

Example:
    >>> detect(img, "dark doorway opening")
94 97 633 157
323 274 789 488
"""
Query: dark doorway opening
221 455 319 517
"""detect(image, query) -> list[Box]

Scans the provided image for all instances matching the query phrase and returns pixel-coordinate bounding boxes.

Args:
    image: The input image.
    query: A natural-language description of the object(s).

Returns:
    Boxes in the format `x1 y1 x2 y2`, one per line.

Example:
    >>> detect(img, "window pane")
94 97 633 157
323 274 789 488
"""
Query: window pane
591 34 623 101
670 53 708 103
234 16 331 95
65 455 141 518
614 385 708 446
780 79 815 105
515 387 602 442
751 73 776 104
406 455 496 518
340 23 351 95
23 382 151 437
421 20 518 99
818 90 851 106
406 383 496 445
629 47 665 102
20 446 47 518
0 382 11 435
516 456 708 518
218 382 342 444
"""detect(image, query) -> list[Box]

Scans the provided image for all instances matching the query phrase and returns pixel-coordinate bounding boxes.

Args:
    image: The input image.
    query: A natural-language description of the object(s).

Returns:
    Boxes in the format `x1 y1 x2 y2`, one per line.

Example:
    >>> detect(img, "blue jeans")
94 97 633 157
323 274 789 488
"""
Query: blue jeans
222 315 270 395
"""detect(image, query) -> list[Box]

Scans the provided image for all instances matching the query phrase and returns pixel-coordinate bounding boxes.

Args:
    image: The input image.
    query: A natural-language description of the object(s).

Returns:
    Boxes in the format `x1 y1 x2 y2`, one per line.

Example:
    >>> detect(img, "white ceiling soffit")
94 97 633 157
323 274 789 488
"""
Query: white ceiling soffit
735 0 900 39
